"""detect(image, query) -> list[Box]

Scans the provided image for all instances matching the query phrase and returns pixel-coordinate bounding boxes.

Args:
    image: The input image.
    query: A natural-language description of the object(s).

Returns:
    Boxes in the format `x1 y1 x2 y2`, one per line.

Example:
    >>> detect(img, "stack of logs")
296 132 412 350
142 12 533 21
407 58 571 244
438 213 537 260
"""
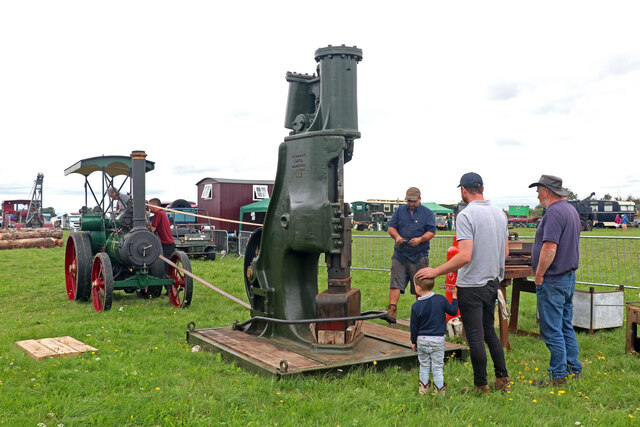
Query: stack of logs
0 228 63 250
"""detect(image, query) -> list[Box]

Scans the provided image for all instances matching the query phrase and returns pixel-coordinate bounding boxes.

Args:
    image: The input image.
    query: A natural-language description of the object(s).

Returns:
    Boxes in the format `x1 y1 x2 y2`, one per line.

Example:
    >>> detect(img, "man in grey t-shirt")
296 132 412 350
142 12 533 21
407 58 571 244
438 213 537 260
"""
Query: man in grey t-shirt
416 172 510 394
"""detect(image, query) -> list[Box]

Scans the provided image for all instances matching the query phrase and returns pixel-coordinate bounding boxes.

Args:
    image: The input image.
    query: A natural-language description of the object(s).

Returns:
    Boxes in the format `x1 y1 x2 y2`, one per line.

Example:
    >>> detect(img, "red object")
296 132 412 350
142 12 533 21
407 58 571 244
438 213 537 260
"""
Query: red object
445 236 461 321
152 209 174 244
195 178 275 234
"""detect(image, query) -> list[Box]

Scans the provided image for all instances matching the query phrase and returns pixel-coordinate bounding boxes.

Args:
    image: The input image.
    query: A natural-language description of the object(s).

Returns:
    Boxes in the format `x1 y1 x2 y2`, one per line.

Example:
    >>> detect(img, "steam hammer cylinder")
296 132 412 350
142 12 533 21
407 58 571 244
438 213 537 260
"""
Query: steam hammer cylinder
284 45 362 138
314 45 362 137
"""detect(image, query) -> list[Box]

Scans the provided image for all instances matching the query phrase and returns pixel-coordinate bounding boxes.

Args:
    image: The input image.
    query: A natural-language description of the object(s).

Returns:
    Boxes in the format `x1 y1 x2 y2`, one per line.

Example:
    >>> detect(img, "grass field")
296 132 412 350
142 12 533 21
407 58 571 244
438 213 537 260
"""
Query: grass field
1 231 640 426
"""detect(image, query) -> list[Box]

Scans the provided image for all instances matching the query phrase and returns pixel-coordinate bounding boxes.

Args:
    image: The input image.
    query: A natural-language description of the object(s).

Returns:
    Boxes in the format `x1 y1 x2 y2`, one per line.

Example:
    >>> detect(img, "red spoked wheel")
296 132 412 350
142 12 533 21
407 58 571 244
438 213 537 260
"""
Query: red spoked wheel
91 253 114 312
168 251 193 308
64 232 92 301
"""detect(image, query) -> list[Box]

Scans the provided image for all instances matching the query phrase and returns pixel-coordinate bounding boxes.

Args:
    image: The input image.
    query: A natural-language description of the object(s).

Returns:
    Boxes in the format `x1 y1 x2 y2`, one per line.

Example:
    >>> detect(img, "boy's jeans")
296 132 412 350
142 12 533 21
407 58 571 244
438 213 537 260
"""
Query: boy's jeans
417 338 445 389
536 272 582 379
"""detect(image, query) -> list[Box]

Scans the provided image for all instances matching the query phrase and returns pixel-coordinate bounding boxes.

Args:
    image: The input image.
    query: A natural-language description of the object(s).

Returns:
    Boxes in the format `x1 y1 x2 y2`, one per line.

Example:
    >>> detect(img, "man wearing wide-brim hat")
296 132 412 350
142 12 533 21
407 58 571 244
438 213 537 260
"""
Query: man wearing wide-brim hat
385 187 437 321
528 174 582 387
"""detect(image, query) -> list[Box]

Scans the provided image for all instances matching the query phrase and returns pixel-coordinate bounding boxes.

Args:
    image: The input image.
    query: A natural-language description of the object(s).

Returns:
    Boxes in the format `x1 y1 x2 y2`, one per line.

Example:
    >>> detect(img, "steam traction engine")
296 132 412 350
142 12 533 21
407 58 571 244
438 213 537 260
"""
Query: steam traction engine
64 151 193 312
186 46 465 375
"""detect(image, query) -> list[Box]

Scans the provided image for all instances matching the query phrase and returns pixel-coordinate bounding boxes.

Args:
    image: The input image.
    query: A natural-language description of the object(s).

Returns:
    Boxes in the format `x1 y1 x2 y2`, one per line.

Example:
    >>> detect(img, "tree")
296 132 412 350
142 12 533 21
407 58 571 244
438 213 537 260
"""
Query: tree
603 193 612 200
43 207 56 217
566 189 578 200
532 204 545 217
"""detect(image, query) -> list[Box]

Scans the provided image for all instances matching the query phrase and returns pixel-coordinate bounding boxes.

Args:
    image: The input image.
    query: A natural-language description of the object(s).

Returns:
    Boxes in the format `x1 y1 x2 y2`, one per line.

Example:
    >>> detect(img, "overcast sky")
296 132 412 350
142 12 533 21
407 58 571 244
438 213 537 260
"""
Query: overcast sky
2 1 639 215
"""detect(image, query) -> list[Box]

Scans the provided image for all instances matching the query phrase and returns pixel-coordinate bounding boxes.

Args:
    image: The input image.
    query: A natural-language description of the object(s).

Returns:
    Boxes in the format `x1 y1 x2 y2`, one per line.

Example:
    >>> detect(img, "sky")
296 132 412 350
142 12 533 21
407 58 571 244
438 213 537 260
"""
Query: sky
2 1 640 215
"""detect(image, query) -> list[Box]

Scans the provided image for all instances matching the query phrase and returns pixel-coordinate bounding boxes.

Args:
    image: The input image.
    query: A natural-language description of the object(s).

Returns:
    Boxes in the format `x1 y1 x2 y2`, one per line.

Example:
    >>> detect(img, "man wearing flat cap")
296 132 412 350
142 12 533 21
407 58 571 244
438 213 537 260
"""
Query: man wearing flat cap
415 172 510 394
385 187 436 321
529 174 582 386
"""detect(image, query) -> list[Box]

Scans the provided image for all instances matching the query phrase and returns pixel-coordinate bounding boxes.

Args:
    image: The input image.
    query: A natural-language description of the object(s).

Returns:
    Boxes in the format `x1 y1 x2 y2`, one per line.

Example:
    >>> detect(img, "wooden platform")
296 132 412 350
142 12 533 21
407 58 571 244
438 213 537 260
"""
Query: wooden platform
187 322 468 376
15 336 98 360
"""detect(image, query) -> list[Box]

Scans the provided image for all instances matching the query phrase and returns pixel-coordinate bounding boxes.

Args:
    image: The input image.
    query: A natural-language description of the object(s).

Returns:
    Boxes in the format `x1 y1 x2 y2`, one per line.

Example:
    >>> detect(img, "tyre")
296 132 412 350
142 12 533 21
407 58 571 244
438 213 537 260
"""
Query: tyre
64 232 92 301
169 199 191 208
168 251 193 308
586 220 593 231
91 253 113 312
204 247 216 261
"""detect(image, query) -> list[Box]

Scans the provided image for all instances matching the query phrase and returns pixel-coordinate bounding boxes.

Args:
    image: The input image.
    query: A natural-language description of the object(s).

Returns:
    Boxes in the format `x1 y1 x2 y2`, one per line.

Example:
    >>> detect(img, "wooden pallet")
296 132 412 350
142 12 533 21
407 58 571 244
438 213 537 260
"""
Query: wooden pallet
15 336 98 360
188 321 469 376
198 328 324 371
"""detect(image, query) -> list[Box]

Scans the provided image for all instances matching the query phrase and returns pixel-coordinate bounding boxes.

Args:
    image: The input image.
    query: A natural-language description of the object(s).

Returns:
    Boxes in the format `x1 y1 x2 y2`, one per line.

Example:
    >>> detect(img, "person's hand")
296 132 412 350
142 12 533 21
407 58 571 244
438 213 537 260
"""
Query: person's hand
415 267 438 280
395 236 405 245
534 275 544 285
451 286 458 299
411 343 417 352
409 237 421 247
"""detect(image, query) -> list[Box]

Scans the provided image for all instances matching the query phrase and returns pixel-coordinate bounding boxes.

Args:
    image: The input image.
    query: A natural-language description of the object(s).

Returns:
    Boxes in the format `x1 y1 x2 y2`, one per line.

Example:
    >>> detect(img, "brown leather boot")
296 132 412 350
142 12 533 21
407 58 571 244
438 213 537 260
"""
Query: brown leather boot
532 376 567 387
434 382 447 396
472 385 490 394
418 380 431 395
385 304 397 320
463 384 491 394
495 376 511 392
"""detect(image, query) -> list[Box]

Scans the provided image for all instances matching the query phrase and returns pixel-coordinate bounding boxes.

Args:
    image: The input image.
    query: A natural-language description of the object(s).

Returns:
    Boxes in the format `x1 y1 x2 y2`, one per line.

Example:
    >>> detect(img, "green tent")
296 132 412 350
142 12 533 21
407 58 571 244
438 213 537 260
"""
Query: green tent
423 202 453 215
239 198 270 232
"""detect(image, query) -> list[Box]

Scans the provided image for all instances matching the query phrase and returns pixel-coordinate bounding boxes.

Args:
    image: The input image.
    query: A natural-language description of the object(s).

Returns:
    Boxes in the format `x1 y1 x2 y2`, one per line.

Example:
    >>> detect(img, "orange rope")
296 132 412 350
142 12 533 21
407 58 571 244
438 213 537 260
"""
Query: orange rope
145 203 263 227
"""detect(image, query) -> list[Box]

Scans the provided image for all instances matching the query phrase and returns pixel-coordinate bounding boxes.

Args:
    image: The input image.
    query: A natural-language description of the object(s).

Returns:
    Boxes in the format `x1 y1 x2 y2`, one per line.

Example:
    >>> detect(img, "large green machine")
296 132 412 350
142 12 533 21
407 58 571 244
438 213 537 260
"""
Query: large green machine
183 46 468 376
64 151 193 312
241 45 371 350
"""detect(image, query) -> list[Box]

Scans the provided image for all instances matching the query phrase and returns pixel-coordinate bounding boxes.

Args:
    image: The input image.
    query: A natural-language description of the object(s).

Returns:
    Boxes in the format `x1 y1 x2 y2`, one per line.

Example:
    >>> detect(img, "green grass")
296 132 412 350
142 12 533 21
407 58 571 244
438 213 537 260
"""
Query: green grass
1 233 640 426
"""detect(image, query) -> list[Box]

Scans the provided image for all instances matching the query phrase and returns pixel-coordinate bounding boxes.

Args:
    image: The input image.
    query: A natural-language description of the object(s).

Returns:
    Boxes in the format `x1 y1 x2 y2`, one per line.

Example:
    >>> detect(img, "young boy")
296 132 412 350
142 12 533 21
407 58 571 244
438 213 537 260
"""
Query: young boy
411 275 458 396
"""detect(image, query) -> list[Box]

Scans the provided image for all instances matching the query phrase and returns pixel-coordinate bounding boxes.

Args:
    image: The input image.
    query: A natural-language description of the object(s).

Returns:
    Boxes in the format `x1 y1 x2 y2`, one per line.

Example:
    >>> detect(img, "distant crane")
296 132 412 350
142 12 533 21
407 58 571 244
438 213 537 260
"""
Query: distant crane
25 173 44 228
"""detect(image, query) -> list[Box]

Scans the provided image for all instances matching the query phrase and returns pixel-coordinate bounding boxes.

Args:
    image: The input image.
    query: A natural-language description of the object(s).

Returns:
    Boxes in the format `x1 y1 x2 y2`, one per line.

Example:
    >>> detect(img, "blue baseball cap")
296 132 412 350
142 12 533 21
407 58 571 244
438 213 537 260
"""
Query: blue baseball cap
458 172 484 189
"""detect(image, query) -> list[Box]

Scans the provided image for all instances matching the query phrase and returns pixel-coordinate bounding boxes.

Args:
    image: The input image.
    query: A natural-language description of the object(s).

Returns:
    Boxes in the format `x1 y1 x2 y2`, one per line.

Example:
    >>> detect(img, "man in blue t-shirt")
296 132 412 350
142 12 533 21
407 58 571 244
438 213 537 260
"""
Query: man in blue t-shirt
385 187 436 321
529 174 582 386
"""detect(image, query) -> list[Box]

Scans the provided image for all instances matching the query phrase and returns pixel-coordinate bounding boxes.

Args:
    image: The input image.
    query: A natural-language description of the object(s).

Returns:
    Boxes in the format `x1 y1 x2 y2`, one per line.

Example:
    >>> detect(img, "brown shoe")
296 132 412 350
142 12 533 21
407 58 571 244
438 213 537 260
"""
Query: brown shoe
495 376 511 392
434 382 447 396
386 304 397 320
418 380 431 395
532 377 567 387
473 384 490 394
552 377 567 386
463 384 490 394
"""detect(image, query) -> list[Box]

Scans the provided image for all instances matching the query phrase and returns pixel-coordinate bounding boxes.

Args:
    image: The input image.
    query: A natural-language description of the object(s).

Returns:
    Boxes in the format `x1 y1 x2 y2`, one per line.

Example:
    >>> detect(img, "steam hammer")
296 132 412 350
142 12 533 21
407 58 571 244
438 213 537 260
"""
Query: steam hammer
244 45 364 351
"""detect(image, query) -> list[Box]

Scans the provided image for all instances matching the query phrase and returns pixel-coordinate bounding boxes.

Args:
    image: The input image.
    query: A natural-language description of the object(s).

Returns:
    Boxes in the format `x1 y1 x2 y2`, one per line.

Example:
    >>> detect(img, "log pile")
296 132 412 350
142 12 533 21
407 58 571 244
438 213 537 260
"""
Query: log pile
0 228 63 250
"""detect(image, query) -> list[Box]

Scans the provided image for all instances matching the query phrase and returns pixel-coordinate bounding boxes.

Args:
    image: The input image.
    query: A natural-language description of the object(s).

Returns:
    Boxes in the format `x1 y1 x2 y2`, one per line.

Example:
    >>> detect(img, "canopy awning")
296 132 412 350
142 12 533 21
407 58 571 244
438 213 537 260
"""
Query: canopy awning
423 202 453 215
64 155 155 177
239 198 270 232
